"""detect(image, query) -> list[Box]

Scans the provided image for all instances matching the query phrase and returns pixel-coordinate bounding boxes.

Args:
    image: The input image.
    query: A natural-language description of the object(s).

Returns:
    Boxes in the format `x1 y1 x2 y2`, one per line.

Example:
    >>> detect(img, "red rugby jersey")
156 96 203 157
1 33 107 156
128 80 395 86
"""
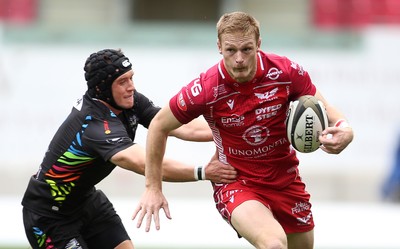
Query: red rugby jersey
170 51 316 189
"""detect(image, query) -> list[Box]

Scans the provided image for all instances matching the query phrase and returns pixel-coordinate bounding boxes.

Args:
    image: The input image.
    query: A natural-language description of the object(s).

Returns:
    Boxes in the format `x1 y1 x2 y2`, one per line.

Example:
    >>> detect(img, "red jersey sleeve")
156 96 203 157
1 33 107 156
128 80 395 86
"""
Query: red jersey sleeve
169 77 207 124
284 57 316 101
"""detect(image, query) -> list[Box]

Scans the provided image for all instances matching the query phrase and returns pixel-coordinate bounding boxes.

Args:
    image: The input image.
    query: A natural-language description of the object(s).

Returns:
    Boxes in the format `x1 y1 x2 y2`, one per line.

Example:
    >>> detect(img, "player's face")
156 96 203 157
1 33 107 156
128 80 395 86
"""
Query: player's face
112 70 135 109
218 32 260 83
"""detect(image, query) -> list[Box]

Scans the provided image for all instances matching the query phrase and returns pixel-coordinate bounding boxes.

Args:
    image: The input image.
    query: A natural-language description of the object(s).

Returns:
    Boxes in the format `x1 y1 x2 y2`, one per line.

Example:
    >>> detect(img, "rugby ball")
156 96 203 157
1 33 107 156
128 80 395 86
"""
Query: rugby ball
286 95 328 153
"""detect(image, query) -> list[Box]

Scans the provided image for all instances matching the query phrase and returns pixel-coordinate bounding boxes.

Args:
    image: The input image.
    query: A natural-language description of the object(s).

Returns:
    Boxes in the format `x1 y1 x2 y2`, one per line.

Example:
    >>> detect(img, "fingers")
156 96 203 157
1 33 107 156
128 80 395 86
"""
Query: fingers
220 164 237 177
134 205 147 229
319 134 341 154
321 126 337 136
137 210 146 229
132 194 171 232
146 203 171 231
217 167 237 183
206 160 238 183
319 127 352 154
133 206 162 232
146 210 156 232
131 205 141 220
132 205 143 228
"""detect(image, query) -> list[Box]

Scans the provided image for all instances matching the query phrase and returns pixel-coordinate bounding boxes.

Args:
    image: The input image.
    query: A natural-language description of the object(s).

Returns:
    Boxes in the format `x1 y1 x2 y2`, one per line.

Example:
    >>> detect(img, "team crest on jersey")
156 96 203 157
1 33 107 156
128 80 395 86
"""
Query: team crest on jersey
103 120 111 134
242 125 270 146
254 87 278 103
177 92 187 111
297 213 312 225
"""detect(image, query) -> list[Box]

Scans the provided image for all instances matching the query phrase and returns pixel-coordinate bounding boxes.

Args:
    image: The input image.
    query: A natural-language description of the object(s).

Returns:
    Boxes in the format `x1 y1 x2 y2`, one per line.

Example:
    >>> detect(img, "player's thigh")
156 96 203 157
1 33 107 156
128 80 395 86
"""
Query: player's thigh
84 191 132 249
287 229 314 249
85 219 132 249
231 200 287 249
115 240 134 249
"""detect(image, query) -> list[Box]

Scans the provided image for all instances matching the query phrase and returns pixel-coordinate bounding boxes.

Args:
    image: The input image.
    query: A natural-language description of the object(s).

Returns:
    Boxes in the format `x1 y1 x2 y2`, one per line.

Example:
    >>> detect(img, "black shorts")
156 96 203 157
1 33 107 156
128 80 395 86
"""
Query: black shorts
23 190 130 249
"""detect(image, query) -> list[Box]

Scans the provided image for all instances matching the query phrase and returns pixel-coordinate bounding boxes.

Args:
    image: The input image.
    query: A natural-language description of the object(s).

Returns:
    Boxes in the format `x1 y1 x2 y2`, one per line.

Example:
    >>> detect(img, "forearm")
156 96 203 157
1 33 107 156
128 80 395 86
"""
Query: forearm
315 90 349 126
169 117 213 142
110 144 145 174
325 104 348 126
162 153 238 183
161 158 197 182
145 123 167 190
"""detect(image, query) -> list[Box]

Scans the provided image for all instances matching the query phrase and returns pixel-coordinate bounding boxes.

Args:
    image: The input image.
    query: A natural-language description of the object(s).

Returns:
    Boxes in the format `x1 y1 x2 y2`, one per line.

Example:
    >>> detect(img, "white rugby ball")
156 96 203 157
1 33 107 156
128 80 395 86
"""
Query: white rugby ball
286 95 328 153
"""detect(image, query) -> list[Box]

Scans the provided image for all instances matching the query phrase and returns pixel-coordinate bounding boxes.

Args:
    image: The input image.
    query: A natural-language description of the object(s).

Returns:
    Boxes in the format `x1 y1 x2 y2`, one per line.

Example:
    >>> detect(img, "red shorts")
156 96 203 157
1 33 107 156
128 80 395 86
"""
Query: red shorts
212 177 314 234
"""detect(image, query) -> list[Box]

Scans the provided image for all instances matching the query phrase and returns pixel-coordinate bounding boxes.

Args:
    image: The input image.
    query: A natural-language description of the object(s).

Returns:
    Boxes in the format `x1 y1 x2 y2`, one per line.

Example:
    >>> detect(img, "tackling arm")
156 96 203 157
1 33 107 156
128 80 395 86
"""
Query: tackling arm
110 104 236 182
169 116 213 142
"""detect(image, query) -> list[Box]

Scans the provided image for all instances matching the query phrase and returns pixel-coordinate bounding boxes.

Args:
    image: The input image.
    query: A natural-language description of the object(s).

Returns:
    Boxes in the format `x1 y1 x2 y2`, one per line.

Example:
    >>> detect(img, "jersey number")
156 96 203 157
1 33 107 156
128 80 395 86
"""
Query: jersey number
190 79 202 97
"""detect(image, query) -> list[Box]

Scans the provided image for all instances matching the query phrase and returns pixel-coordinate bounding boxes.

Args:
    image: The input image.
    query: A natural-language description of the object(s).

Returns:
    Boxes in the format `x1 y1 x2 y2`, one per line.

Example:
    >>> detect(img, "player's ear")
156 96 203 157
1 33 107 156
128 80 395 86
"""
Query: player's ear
217 39 222 54
257 38 261 50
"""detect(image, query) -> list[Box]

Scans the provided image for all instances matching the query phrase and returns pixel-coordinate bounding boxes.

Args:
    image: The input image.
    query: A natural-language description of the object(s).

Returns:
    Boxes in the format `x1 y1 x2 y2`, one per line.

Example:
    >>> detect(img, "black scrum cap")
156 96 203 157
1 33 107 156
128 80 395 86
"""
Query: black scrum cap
84 49 132 109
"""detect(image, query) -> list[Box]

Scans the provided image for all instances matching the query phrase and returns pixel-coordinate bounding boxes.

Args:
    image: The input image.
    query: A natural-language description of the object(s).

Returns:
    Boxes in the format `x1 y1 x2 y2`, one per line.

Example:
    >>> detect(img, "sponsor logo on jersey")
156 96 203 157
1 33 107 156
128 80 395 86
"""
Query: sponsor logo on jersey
190 79 202 97
266 67 283 80
242 125 270 146
228 137 287 157
255 104 282 121
212 85 228 98
221 114 245 127
177 92 187 111
290 61 305 76
291 202 311 214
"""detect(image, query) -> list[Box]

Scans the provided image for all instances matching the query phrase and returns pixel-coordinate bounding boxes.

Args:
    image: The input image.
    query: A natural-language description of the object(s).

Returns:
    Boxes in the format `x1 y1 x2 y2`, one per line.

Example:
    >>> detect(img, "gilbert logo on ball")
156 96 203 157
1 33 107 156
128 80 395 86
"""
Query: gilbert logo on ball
286 95 328 153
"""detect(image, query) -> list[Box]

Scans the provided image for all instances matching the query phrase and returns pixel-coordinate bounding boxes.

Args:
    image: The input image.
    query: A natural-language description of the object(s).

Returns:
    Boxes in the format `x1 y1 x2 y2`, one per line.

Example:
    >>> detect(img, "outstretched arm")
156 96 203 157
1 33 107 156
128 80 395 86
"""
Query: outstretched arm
315 90 354 154
169 116 213 142
132 105 186 232
111 144 237 183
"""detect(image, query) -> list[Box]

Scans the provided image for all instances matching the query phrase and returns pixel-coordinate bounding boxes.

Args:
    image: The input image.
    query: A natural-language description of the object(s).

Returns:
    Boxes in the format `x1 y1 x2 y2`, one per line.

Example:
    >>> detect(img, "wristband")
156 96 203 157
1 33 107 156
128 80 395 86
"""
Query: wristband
334 119 350 128
202 164 207 180
194 165 204 181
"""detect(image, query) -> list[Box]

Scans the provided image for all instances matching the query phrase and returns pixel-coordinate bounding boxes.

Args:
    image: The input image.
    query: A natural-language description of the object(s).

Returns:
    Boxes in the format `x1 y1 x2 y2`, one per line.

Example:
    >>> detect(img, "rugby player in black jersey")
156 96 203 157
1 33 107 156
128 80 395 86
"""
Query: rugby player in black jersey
21 49 237 249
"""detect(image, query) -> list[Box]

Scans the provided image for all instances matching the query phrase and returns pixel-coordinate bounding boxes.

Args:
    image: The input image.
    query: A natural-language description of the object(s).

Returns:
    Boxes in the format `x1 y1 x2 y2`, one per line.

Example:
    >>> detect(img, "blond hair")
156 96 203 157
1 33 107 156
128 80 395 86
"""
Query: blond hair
216 11 260 41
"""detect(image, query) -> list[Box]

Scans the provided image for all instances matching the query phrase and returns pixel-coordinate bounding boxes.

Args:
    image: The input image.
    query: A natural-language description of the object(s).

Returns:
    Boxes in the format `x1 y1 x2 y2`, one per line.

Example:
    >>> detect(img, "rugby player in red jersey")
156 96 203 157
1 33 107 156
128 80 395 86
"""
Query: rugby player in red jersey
133 12 354 249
